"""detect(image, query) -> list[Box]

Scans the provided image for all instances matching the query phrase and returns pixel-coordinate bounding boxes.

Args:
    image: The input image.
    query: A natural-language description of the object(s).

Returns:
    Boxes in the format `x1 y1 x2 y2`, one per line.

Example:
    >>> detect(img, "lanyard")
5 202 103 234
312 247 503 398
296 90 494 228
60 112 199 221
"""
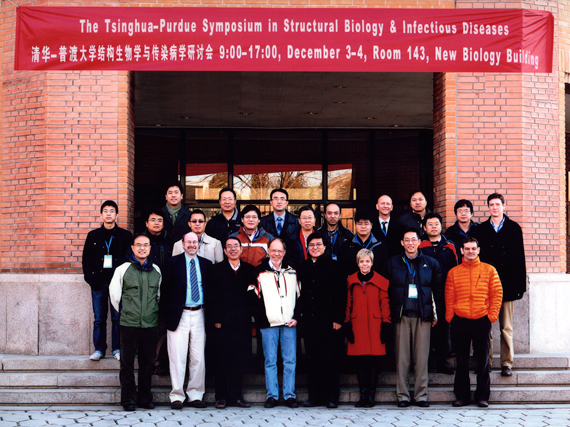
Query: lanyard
105 236 113 255
330 230 339 246
404 257 416 280
359 237 373 249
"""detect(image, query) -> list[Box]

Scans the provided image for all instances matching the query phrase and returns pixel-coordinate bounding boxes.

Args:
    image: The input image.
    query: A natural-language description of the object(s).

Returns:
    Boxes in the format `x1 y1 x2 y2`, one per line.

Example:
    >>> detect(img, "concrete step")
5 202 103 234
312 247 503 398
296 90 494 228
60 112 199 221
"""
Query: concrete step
2 386 570 405
1 370 570 389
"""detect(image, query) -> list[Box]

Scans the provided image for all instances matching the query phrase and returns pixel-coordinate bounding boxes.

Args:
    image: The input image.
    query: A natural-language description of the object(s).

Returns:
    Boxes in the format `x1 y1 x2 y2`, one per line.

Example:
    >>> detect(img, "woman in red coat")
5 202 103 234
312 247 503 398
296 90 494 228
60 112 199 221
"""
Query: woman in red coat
345 249 391 407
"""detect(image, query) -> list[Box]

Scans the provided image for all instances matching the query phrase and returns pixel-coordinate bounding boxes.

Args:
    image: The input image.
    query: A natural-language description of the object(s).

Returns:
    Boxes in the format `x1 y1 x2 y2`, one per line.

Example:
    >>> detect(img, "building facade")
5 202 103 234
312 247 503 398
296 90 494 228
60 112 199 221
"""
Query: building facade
1 0 569 355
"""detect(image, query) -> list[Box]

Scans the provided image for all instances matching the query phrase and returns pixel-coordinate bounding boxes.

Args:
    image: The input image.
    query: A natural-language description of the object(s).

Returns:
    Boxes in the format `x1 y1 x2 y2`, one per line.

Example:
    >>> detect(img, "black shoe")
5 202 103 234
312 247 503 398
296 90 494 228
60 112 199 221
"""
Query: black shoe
437 363 455 375
452 400 467 407
140 402 154 410
302 399 317 407
235 399 251 408
477 400 489 408
171 400 183 410
264 397 278 408
501 366 513 377
153 364 169 376
397 401 411 408
364 394 375 408
416 401 430 408
326 401 338 409
215 400 226 409
286 397 298 408
123 404 136 411
188 399 207 408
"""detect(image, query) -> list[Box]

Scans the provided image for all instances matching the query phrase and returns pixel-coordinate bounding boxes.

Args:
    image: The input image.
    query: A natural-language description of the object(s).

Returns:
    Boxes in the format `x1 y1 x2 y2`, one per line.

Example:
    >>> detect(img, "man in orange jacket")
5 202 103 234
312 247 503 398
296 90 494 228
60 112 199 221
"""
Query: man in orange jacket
445 237 503 408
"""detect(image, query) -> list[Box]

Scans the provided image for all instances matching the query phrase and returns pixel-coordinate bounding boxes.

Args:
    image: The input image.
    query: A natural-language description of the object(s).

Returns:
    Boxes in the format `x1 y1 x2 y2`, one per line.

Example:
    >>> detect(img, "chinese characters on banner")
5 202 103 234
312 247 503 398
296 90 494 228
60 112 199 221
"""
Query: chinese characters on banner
15 7 553 73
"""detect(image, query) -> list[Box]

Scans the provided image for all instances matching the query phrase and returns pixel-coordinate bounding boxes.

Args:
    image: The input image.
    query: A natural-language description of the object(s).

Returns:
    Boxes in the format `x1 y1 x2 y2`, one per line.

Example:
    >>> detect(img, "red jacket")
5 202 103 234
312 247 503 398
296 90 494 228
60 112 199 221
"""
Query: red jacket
345 271 391 356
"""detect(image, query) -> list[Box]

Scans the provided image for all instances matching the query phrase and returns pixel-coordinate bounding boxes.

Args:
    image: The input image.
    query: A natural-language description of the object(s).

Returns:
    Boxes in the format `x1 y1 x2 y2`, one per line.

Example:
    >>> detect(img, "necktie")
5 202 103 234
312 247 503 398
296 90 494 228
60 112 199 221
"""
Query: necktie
189 258 200 303
276 217 283 235
382 221 387 235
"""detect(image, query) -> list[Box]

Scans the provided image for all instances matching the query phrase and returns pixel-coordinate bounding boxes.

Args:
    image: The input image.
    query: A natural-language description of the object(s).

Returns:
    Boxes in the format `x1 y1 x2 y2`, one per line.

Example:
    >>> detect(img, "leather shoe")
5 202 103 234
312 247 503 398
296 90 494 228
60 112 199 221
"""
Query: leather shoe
501 366 513 377
397 401 411 408
215 399 226 409
302 399 317 407
264 397 278 408
286 397 298 408
477 400 489 408
452 400 467 407
123 404 135 411
188 399 207 408
437 364 455 375
235 399 251 408
171 400 183 410
416 401 430 408
326 401 338 409
140 402 154 410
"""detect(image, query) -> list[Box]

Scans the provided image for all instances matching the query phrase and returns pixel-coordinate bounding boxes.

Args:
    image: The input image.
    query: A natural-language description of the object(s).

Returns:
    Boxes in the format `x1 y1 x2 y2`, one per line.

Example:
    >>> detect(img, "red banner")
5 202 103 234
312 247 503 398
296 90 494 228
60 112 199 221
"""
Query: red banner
15 7 553 73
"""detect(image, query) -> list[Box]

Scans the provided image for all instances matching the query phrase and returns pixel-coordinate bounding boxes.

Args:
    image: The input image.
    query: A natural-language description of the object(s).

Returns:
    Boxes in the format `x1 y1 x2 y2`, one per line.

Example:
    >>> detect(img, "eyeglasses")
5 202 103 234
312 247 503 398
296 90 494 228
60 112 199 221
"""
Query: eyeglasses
308 243 324 248
190 220 205 223
221 197 235 202
403 238 418 243
272 197 287 202
243 215 259 220
457 209 471 214
148 218 163 223
134 243 150 248
226 244 240 249
269 250 285 254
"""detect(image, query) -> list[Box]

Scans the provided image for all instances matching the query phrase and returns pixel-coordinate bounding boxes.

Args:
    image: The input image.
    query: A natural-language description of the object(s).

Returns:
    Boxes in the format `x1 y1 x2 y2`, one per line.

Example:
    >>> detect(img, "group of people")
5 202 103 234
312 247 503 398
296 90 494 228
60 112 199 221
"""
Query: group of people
81 182 526 411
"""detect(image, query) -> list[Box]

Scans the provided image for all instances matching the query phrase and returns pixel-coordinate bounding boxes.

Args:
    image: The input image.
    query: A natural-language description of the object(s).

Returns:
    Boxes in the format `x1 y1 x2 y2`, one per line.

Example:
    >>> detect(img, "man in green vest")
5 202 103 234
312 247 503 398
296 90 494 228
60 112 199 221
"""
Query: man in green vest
110 234 162 411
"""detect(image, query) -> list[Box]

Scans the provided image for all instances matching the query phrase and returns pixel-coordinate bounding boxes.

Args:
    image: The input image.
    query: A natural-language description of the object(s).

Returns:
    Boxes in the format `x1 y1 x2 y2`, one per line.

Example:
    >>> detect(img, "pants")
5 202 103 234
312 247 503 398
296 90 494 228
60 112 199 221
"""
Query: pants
394 316 431 403
351 355 382 400
155 315 169 368
430 317 450 368
260 325 297 400
304 324 343 403
451 315 492 402
495 301 514 367
167 308 206 403
214 324 249 402
92 284 120 354
119 325 158 407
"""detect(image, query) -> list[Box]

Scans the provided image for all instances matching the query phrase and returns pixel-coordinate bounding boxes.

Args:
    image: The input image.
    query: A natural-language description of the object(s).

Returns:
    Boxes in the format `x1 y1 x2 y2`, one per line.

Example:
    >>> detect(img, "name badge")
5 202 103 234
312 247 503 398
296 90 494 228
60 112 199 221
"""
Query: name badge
103 255 113 269
408 284 418 299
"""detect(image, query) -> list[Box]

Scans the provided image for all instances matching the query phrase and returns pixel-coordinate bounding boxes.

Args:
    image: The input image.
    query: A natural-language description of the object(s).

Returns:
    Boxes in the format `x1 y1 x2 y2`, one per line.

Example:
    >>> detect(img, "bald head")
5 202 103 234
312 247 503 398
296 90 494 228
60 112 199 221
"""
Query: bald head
376 195 393 220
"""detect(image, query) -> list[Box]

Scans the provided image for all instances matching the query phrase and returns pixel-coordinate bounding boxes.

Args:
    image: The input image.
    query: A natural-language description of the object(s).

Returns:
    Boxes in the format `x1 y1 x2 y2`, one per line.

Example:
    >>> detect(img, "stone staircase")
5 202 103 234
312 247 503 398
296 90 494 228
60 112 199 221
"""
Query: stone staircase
1 353 570 406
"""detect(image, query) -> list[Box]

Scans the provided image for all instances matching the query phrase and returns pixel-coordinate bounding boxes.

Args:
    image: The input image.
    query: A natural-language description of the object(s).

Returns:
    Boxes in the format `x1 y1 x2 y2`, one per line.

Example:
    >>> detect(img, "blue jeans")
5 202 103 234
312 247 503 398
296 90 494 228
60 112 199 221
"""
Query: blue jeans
91 284 120 354
260 326 297 400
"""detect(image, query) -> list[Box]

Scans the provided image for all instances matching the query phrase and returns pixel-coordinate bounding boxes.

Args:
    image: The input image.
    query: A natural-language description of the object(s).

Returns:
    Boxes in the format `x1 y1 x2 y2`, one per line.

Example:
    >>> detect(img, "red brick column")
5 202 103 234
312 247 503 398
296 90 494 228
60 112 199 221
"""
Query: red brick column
434 0 564 273
0 1 135 274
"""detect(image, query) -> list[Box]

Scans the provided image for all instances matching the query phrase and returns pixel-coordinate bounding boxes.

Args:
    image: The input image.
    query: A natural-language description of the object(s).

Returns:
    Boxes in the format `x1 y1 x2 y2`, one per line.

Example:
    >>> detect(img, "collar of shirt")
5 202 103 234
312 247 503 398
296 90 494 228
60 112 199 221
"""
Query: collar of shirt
492 216 505 233
269 259 282 271
379 216 391 226
184 253 197 264
229 260 241 271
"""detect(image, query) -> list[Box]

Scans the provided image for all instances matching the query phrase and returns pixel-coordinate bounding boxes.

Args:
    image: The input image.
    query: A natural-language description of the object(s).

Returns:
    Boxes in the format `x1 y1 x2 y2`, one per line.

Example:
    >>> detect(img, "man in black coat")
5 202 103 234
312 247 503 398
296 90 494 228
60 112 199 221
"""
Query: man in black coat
297 232 346 408
260 188 300 242
161 232 212 409
372 195 403 259
161 181 191 247
209 236 255 409
473 193 526 378
82 200 132 361
398 189 430 239
205 187 243 243
444 199 478 264
317 203 353 261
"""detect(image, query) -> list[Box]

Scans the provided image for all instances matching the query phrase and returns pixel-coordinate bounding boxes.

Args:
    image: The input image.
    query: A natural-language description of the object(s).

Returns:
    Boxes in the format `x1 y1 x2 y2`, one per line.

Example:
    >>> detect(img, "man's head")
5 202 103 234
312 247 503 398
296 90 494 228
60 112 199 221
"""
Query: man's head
189 209 207 235
131 234 151 264
307 232 326 261
354 209 374 240
145 208 164 236
241 205 261 233
100 200 118 227
454 199 474 224
423 212 443 241
298 206 316 232
165 181 184 208
376 195 393 220
324 203 341 228
182 232 200 257
268 238 286 267
270 189 289 215
487 193 505 219
408 189 428 215
461 237 480 262
401 228 421 257
356 249 374 275
218 187 237 214
224 236 242 262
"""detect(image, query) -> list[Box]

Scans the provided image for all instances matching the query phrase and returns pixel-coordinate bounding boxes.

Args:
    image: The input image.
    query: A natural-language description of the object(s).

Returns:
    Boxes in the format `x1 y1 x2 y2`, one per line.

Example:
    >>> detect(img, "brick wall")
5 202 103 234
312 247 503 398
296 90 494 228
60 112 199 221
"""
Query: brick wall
1 1 134 273
434 0 565 273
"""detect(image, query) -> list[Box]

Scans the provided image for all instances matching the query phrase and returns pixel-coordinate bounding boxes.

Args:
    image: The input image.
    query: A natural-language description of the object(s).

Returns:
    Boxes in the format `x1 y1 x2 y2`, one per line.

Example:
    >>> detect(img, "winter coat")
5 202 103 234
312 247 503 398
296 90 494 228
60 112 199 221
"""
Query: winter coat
260 211 300 242
317 223 354 259
205 208 243 243
445 256 503 323
344 272 391 356
229 227 274 267
443 221 478 264
338 234 387 277
418 235 458 276
161 205 191 247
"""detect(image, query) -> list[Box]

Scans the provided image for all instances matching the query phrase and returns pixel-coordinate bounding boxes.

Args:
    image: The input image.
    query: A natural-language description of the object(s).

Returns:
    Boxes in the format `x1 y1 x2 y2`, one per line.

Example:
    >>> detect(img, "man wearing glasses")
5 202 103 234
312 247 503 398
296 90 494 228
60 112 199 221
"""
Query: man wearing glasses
444 200 478 264
173 209 223 264
260 189 300 241
386 228 444 408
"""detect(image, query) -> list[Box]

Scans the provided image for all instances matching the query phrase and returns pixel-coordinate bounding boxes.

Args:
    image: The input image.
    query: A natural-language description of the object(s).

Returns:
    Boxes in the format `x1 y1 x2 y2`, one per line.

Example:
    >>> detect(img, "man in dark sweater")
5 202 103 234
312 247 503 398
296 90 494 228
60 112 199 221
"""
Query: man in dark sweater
161 181 192 248
82 200 132 361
